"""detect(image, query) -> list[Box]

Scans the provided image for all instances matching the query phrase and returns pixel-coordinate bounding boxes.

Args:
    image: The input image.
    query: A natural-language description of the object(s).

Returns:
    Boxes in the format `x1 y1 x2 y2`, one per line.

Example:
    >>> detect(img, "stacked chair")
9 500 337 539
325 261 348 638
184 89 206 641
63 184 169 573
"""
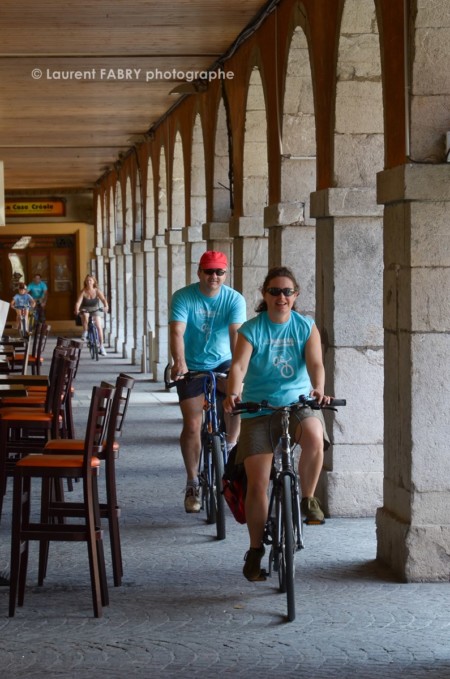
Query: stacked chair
43 373 135 586
0 350 77 521
9 384 116 618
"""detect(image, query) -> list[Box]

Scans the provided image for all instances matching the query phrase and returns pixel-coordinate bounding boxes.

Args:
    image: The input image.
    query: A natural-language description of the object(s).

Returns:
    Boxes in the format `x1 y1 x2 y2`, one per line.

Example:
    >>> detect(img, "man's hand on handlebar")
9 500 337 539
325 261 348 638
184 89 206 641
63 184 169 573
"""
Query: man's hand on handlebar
170 362 188 381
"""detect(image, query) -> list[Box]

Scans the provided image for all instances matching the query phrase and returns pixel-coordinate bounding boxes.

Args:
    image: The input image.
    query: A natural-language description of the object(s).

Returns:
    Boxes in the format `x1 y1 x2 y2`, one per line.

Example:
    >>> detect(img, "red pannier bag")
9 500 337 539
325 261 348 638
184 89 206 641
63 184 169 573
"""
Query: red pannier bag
222 445 247 524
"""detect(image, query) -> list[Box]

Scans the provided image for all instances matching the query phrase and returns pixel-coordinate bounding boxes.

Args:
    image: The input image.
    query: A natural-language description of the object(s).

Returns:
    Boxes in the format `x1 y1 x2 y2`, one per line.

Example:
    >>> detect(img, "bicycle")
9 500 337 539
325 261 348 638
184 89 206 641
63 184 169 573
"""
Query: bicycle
28 301 45 334
82 311 100 361
17 307 31 338
166 368 228 540
233 394 346 622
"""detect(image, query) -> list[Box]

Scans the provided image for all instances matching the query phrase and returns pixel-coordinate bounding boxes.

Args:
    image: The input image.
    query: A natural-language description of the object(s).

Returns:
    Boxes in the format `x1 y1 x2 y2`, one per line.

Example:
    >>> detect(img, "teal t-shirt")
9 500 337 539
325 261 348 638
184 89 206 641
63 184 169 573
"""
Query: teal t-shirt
27 280 47 301
238 310 314 416
169 283 246 370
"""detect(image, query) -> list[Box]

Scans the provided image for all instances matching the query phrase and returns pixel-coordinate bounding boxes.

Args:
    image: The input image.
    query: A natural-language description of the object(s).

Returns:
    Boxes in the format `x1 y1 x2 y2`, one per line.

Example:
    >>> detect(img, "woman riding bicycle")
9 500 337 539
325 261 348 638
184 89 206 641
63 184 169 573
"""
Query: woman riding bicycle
223 266 331 582
74 274 109 356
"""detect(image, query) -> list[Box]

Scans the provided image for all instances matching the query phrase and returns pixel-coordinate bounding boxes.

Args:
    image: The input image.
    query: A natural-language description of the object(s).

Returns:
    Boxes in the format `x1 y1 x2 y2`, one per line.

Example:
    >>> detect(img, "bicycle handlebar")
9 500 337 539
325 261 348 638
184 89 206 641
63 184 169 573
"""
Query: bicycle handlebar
232 395 346 414
165 369 228 390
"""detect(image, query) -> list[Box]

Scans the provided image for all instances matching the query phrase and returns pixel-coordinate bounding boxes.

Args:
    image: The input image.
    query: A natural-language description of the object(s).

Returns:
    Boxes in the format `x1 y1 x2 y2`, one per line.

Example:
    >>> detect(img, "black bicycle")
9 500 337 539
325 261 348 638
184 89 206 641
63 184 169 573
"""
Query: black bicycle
166 369 228 540
234 394 346 622
86 312 100 361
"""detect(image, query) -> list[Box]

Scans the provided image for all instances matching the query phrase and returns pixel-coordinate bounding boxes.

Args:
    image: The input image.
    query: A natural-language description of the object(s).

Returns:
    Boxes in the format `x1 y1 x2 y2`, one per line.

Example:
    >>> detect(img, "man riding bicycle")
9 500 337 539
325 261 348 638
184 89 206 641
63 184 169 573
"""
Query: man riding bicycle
27 273 48 322
169 251 246 513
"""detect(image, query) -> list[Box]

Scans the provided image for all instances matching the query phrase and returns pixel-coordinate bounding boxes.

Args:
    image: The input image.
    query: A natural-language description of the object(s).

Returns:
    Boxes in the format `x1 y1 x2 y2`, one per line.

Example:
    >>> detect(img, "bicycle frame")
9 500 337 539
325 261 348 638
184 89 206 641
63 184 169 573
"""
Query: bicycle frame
166 368 228 540
197 371 227 540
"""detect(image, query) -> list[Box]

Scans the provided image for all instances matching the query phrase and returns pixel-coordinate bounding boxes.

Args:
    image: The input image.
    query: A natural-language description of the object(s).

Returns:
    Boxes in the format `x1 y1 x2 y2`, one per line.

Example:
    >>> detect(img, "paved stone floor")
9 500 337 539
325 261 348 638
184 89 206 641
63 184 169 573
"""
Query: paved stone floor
1 338 450 678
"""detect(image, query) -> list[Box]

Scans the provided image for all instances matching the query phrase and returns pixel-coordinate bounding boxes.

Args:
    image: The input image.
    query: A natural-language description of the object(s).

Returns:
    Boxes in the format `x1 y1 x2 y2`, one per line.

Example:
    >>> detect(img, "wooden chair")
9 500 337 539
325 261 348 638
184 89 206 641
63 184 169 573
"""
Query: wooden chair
12 322 51 375
0 353 77 521
9 384 115 618
43 373 135 586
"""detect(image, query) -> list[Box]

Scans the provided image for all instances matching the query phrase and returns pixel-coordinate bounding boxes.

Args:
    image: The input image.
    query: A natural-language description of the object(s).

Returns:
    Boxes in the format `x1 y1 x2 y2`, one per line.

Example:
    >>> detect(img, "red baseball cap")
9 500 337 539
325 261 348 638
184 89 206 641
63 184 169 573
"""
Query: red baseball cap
199 251 228 270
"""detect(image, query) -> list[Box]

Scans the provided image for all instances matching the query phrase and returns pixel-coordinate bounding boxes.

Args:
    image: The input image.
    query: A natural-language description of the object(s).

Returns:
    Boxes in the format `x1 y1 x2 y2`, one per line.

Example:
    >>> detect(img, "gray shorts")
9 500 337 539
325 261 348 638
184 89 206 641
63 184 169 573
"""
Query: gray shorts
235 407 330 464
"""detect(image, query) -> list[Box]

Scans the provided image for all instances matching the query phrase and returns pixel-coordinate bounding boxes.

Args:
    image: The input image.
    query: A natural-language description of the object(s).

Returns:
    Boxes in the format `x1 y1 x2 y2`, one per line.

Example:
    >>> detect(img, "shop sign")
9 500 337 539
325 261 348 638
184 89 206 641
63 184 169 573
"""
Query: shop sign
5 199 66 218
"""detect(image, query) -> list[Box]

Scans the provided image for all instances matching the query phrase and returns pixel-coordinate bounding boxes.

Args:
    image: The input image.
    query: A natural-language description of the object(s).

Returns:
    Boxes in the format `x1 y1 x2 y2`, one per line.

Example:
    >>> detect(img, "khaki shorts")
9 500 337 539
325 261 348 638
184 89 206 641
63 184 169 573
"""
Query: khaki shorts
235 407 330 464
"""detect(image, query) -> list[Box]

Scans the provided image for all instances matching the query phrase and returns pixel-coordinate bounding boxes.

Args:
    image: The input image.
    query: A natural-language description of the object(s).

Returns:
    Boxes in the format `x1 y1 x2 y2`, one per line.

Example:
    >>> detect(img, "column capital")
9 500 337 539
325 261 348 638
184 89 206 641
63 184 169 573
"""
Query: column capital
377 163 450 204
202 221 232 240
264 201 305 228
229 216 265 237
164 228 183 246
182 225 203 243
311 187 382 218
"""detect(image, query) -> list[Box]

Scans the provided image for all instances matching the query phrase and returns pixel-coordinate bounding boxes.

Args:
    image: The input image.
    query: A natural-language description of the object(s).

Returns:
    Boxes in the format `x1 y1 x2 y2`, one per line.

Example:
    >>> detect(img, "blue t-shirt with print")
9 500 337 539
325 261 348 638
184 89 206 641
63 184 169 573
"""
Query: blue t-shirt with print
238 310 314 417
169 283 246 370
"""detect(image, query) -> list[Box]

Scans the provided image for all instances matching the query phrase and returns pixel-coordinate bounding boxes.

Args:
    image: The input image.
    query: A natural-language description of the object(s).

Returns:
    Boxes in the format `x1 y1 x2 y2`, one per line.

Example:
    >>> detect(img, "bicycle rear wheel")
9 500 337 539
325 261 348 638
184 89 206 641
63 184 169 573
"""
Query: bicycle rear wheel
211 434 226 540
203 434 226 539
88 328 99 361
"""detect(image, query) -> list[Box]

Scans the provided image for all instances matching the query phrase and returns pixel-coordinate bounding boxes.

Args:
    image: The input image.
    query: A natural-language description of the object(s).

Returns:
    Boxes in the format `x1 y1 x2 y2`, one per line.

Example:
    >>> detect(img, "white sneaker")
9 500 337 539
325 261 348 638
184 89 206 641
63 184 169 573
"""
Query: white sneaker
99 346 107 356
184 486 201 513
81 331 88 340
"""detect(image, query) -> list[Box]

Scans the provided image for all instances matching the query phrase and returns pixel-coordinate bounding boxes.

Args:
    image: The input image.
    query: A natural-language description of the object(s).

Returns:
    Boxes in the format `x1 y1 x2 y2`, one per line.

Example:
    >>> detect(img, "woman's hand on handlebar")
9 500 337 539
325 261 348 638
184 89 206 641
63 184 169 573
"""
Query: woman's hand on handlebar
309 388 331 406
223 393 240 414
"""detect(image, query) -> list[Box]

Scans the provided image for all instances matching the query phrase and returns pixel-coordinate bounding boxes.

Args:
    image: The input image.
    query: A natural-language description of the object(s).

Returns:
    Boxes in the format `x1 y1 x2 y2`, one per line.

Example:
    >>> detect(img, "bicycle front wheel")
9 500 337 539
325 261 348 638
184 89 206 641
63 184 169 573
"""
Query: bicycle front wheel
89 330 99 361
280 474 296 622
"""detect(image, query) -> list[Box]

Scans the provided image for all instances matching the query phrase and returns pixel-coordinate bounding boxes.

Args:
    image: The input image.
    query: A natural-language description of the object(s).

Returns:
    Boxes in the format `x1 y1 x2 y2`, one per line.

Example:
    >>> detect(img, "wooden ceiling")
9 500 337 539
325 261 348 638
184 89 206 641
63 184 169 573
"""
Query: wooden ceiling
0 0 270 192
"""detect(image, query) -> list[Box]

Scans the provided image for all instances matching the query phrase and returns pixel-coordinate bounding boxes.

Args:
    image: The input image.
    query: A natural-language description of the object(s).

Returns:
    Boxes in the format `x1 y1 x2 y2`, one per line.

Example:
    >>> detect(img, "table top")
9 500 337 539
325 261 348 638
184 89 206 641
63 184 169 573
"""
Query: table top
0 384 28 396
0 374 49 385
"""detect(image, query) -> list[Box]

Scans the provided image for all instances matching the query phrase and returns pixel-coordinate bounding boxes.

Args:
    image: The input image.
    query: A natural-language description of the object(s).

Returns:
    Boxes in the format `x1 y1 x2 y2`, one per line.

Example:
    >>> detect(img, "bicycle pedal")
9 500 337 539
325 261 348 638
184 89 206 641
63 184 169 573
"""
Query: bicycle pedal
303 518 325 526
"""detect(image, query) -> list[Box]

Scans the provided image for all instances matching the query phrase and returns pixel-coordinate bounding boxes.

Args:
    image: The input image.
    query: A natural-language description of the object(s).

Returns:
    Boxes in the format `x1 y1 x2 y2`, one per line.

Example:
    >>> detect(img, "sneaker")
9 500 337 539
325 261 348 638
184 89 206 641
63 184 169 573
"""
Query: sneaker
184 485 201 513
99 346 107 356
81 331 88 340
300 496 325 525
243 546 266 581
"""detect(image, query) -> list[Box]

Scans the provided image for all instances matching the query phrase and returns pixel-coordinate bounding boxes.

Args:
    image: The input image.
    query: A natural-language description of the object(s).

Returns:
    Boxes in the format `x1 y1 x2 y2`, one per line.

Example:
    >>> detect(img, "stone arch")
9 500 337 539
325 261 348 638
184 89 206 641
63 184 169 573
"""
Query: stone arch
134 170 143 241
169 130 186 293
275 22 317 316
153 144 169 379
213 98 232 222
144 156 156 359
243 66 269 217
114 180 124 245
186 114 207 283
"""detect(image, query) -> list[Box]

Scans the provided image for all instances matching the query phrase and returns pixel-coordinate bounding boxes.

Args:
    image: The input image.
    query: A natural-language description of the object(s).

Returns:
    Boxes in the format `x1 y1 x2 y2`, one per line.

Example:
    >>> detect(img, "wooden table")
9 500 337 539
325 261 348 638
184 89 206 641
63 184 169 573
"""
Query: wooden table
0 384 28 396
0 374 48 386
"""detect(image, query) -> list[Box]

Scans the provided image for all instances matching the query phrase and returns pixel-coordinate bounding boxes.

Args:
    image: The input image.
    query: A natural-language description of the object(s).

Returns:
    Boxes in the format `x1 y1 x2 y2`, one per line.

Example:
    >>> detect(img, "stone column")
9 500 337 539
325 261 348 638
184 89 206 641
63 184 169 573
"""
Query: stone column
165 228 186 297
377 164 450 581
115 242 134 358
202 222 233 265
265 201 316 317
311 187 384 517
103 247 116 348
152 234 168 381
113 245 125 354
229 217 268 319
182 225 204 284
131 240 144 365
143 239 155 376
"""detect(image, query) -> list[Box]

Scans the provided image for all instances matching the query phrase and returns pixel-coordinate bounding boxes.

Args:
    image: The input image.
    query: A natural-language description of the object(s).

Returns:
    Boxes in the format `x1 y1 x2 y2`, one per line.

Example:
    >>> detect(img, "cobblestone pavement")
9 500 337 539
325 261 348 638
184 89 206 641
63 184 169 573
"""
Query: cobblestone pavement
1 339 450 679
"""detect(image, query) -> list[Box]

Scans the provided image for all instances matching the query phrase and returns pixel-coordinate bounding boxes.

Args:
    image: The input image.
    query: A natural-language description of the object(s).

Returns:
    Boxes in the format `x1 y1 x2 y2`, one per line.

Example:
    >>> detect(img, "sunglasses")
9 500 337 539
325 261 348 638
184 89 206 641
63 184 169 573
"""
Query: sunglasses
266 287 297 297
202 268 227 276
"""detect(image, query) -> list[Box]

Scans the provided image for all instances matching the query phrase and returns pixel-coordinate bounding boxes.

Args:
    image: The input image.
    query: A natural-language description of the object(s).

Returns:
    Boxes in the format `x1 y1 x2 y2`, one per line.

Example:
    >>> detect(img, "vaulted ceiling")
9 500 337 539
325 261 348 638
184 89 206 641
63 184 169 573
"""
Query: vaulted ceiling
0 0 270 192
